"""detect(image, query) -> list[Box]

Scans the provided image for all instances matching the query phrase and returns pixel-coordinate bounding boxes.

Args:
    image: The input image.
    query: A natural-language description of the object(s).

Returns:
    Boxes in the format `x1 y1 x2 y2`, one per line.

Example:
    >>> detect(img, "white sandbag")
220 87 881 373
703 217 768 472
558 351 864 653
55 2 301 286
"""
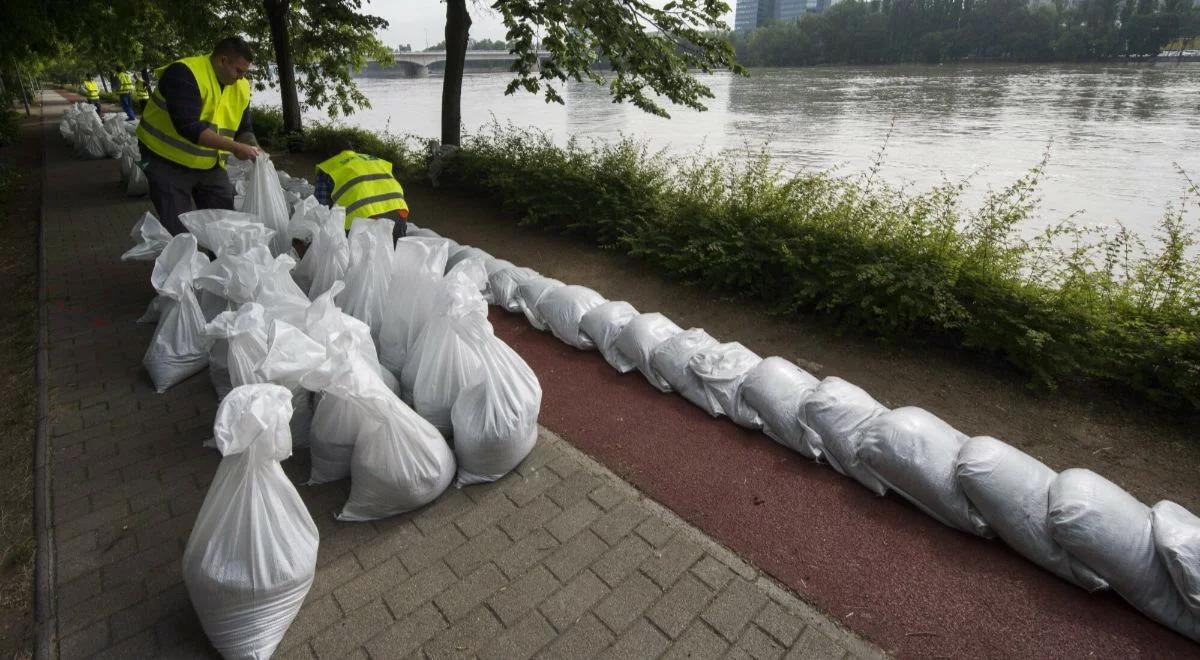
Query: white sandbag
1152 501 1200 615
1048 469 1200 642
121 212 172 262
451 327 541 485
304 206 350 301
378 237 450 375
297 335 456 521
856 407 991 536
649 328 718 401
516 277 565 331
195 245 275 307
446 255 488 295
137 296 166 324
535 285 606 350
955 436 1108 590
446 245 491 273
183 384 317 660
144 235 213 393
254 254 311 327
301 283 398 395
337 217 394 342
613 313 684 390
490 266 539 312
408 227 441 238
580 301 640 372
242 155 292 256
688 342 763 428
740 357 821 459
126 164 148 196
180 209 276 256
400 273 489 435
484 258 514 277
799 377 888 494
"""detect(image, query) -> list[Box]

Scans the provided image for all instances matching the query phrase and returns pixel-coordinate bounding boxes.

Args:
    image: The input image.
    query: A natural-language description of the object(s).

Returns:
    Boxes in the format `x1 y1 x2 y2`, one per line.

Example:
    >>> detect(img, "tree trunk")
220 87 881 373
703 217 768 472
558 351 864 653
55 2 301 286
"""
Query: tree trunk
265 0 303 133
441 0 471 146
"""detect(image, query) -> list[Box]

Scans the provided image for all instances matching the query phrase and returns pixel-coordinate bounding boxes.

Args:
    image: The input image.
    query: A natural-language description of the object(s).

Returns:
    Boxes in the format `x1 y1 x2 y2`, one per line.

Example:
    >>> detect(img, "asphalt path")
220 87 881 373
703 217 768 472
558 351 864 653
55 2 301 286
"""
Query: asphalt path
488 309 1200 658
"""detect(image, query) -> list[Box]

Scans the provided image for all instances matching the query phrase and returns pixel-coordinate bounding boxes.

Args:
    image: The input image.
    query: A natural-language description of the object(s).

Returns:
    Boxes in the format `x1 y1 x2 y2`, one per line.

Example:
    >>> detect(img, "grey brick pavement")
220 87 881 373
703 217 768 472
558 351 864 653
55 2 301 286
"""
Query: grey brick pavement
38 93 885 659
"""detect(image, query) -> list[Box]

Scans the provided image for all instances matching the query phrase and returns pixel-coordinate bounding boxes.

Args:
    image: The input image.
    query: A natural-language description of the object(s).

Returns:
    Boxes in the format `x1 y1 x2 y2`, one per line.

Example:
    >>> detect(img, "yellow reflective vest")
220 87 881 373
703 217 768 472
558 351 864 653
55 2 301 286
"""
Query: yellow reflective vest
117 71 134 95
134 79 149 101
137 55 250 170
316 150 409 229
81 80 100 101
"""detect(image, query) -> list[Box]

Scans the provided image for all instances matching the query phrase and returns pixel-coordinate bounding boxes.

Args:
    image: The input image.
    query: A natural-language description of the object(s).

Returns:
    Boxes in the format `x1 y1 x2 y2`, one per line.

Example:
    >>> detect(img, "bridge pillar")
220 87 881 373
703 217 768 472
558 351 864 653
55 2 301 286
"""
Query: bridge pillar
415 64 429 78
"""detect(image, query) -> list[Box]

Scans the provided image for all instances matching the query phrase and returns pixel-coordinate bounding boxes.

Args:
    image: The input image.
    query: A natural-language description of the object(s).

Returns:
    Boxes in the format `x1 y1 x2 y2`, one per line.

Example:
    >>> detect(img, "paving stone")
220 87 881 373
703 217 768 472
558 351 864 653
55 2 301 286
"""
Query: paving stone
433 562 508 623
785 626 846 660
597 618 671 660
308 552 364 602
487 565 561 626
278 595 342 654
496 528 560 579
445 525 513 578
454 491 517 538
755 601 806 647
413 488 474 535
92 629 157 660
352 519 422 570
478 612 557 660
498 495 561 540
59 619 109 660
702 577 769 642
505 469 562 507
590 534 654 588
590 500 649 546
397 524 468 575
646 573 715 639
640 537 705 589
545 469 605 509
592 572 663 634
544 529 608 581
587 485 627 512
310 599 393 660
536 613 614 659
690 554 735 591
333 556 410 614
546 499 603 544
423 607 504 659
735 624 787 660
363 602 446 659
539 569 610 632
661 620 729 660
384 562 458 619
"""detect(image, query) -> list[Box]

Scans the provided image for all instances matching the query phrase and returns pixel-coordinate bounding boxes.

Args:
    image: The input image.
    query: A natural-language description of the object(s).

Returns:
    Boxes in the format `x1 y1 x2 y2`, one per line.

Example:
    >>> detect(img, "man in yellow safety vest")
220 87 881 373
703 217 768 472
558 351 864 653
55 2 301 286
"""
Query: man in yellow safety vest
136 37 261 235
116 69 136 120
314 150 411 243
81 78 101 114
133 77 150 114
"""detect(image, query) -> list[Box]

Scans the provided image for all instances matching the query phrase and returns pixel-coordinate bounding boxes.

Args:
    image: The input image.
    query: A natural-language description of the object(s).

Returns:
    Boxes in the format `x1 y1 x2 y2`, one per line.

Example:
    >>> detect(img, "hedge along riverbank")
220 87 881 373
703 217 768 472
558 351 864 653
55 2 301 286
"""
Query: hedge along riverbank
249 107 1200 411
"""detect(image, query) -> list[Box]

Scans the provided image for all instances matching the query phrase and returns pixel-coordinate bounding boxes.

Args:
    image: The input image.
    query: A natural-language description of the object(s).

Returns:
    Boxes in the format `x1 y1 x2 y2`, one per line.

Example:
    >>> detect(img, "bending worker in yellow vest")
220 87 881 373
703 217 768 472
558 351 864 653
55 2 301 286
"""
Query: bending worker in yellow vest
314 150 410 242
136 37 261 235
81 78 101 114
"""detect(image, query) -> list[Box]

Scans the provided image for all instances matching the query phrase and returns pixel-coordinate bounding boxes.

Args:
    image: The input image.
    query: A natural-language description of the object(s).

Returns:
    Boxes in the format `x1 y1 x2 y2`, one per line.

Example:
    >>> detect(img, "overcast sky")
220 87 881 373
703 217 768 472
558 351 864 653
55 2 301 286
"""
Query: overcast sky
365 1 735 51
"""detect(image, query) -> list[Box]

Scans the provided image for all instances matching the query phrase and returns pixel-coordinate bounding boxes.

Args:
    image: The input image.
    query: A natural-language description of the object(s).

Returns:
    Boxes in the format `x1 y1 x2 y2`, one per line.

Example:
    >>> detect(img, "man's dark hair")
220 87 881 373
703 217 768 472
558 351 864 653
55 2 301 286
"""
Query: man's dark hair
213 37 255 63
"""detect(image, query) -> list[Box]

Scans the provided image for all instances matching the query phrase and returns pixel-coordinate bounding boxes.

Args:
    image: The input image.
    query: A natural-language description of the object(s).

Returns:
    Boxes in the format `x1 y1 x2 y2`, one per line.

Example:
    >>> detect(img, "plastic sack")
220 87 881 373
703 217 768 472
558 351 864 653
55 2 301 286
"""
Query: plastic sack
446 245 492 273
401 272 489 435
1152 501 1200 615
378 237 450 375
579 301 640 373
144 235 213 393
195 245 275 308
408 226 440 238
649 328 718 399
183 384 317 660
1048 469 1200 642
127 163 148 196
490 266 539 313
241 155 292 256
740 357 821 459
956 436 1107 590
180 209 277 257
688 342 763 428
800 377 888 494
137 296 166 325
297 333 456 521
254 254 311 327
450 327 541 486
535 285 607 350
121 212 172 262
516 277 565 331
856 407 991 536
302 283 398 395
337 217 394 342
303 206 350 301
614 313 684 390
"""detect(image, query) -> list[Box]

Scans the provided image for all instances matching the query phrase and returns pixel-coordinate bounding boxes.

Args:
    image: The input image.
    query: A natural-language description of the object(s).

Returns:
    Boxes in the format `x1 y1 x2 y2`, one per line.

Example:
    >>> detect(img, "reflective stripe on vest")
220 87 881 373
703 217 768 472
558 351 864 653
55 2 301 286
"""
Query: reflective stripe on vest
118 72 134 95
137 55 249 170
316 150 409 228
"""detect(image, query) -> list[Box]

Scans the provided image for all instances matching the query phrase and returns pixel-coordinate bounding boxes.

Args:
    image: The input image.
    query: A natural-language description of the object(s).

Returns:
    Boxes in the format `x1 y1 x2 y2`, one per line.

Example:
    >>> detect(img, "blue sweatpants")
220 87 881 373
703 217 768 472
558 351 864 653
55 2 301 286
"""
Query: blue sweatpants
119 94 136 120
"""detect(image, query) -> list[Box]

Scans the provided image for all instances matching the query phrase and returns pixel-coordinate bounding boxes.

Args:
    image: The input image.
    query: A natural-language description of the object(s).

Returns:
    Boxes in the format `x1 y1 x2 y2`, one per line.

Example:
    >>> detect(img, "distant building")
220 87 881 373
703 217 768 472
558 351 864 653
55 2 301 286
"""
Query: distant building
734 0 841 30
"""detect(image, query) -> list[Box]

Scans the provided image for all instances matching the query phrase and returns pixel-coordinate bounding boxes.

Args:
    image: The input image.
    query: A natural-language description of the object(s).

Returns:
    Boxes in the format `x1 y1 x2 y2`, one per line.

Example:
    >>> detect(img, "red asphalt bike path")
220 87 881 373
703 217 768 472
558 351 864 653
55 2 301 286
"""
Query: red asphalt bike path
488 310 1200 658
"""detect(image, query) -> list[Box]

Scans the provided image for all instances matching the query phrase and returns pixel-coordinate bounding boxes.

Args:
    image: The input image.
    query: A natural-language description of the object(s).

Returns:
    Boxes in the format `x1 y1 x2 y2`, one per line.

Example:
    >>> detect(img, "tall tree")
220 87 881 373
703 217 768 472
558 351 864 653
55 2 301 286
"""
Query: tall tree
438 0 742 146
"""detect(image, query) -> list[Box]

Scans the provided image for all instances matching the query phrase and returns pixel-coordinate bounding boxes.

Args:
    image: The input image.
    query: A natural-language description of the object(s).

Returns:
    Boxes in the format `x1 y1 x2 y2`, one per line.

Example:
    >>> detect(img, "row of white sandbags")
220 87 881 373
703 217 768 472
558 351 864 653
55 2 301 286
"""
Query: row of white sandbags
412 224 1200 644
57 102 148 195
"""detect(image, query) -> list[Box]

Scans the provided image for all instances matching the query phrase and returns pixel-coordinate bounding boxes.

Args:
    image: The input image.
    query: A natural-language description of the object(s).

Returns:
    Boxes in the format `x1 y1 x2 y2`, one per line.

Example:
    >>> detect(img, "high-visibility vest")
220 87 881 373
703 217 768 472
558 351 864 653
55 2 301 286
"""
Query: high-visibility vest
82 80 100 101
134 79 149 101
117 72 135 95
316 150 409 229
137 55 250 170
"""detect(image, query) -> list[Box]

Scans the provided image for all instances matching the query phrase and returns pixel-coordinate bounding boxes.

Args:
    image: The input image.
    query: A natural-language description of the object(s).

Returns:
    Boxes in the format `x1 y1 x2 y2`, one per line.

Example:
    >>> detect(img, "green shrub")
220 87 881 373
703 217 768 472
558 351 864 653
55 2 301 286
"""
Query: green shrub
249 106 287 148
0 111 20 147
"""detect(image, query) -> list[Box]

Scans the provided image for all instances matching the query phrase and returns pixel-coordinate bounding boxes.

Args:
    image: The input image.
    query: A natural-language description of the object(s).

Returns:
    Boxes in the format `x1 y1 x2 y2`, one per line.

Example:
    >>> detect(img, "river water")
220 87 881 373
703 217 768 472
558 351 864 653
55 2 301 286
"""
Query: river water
258 63 1200 239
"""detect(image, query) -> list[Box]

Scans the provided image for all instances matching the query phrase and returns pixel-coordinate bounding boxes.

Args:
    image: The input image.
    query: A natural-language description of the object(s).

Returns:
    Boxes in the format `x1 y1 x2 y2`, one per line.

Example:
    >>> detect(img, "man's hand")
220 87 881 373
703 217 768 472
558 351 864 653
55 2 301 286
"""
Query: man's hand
231 142 260 162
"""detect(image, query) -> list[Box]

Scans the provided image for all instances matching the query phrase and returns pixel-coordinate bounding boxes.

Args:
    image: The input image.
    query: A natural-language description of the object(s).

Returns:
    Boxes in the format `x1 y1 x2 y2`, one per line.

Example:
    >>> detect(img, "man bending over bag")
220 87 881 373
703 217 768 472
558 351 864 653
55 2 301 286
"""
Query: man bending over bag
314 150 410 243
137 37 261 235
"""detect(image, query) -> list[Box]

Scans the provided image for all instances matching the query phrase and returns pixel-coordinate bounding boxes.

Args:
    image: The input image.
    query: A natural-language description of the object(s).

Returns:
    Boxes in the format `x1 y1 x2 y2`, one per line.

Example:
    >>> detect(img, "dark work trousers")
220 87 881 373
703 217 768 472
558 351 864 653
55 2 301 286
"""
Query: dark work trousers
119 93 136 120
142 148 236 236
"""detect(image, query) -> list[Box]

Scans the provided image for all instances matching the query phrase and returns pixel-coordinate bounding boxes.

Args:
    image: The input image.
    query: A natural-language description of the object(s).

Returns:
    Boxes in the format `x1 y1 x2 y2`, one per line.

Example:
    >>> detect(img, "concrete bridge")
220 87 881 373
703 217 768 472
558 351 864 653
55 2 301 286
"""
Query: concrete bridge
360 50 553 78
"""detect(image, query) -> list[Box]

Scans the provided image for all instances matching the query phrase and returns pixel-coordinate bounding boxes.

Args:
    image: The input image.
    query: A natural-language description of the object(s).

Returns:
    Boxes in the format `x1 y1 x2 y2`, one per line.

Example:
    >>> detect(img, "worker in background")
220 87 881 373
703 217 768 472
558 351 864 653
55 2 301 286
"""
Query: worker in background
115 69 137 120
133 76 150 114
81 77 101 114
314 149 410 243
137 36 261 236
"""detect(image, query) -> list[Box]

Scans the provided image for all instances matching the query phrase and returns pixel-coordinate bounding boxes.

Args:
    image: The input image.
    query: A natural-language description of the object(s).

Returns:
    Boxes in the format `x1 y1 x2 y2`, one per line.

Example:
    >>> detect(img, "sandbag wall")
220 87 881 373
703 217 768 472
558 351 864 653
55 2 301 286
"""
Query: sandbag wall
57 102 147 196
411 224 1200 645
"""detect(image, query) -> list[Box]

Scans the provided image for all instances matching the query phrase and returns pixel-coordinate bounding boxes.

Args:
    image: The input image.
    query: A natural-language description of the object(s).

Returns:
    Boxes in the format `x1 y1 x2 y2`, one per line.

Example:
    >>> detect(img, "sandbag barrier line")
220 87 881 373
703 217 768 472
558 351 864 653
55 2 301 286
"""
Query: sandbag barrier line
423 228 1200 645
